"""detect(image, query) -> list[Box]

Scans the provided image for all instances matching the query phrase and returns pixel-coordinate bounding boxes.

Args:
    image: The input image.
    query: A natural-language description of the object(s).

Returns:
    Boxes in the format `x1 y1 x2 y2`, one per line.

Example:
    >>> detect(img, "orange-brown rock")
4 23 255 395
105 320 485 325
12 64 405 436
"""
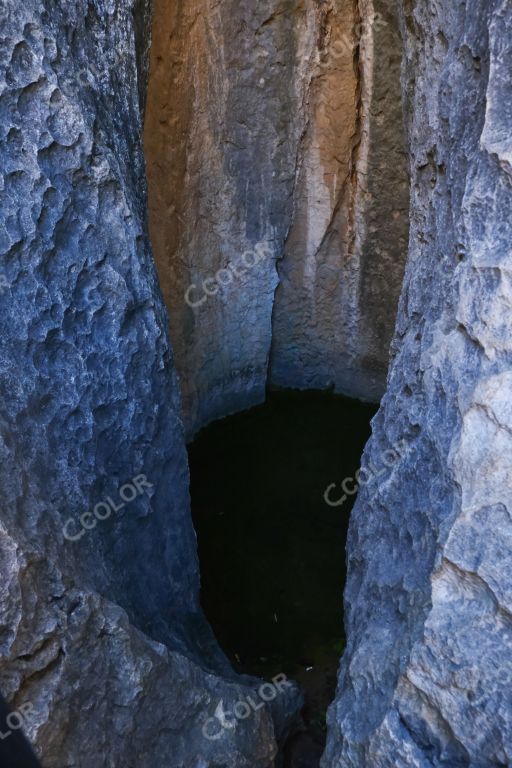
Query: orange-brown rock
145 0 409 435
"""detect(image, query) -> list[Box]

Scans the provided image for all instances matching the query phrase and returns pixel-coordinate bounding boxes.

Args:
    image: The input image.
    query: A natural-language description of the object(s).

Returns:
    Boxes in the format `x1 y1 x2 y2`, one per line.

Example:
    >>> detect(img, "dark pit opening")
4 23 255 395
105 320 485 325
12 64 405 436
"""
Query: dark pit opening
188 389 377 763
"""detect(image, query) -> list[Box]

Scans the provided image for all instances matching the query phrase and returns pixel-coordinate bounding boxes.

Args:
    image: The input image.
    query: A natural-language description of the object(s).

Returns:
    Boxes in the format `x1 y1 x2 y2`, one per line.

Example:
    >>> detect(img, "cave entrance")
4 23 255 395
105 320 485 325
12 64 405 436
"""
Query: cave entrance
188 389 377 760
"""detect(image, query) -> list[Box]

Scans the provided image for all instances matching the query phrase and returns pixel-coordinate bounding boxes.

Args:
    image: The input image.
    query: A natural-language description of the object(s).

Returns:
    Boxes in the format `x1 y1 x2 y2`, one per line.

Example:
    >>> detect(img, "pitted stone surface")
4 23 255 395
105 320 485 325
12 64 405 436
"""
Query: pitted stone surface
323 1 512 765
0 1 300 764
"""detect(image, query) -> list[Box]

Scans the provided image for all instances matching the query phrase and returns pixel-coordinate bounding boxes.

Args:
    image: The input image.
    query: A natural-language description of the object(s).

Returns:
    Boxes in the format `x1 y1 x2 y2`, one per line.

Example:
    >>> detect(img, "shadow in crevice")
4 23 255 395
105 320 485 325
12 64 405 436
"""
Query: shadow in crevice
188 389 377 765
0 694 41 768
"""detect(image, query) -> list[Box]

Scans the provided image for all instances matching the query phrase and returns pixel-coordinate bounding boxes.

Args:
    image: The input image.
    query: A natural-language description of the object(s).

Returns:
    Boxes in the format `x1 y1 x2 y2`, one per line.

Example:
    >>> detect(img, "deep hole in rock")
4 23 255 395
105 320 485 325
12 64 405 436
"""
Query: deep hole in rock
142 0 410 763
188 389 377 761
5 0 510 764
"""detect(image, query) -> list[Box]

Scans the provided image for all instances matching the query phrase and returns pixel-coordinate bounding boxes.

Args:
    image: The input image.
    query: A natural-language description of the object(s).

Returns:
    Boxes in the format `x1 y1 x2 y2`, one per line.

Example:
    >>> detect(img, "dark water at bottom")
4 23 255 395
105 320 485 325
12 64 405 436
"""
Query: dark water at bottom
188 389 377 763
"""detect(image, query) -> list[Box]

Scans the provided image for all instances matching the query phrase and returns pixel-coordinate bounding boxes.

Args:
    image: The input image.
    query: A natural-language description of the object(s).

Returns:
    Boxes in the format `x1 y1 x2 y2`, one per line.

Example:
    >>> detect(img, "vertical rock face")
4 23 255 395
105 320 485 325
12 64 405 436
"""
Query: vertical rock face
3 0 510 765
270 0 409 401
324 1 512 765
0 0 198 647
145 0 297 434
145 0 409 436
0 1 300 765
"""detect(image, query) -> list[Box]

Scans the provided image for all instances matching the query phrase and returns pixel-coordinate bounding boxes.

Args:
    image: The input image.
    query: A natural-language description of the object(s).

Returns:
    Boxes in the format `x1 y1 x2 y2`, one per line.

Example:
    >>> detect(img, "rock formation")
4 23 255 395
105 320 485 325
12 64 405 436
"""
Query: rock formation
270 0 409 402
3 0 510 765
0 1 299 765
144 0 409 436
323 1 512 765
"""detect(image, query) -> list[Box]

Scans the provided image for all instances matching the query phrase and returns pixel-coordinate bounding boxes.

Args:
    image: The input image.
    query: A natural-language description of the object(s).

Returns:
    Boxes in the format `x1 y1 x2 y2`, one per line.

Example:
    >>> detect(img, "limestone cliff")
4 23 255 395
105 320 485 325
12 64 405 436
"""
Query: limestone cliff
0 1 299 765
145 0 409 436
270 0 409 402
3 0 509 765
323 1 512 765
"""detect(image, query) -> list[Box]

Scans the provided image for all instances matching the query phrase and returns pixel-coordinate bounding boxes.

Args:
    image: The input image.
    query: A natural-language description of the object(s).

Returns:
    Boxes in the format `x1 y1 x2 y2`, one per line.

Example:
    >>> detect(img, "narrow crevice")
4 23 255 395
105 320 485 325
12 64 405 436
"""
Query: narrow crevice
188 390 378 765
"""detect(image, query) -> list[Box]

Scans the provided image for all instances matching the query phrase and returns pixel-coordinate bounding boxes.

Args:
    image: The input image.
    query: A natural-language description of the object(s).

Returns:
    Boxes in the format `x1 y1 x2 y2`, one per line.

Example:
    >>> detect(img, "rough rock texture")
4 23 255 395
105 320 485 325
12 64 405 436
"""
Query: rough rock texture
144 0 293 435
270 0 409 401
144 0 409 436
0 0 300 765
323 1 512 765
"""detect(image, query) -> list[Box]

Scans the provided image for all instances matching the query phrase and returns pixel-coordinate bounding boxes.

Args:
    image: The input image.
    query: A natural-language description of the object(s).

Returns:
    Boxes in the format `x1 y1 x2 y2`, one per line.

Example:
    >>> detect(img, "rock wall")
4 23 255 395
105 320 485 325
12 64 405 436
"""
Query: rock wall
323 1 512 765
9 0 509 764
145 0 409 436
270 0 409 401
144 0 297 435
0 0 299 765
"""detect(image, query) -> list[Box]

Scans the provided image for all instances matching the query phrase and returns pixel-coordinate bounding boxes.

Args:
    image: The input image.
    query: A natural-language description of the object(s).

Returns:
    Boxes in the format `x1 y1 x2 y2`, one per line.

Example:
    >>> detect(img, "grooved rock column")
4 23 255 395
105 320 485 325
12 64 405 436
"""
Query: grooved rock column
323 1 512 765
144 0 409 436
0 1 300 765
270 0 409 401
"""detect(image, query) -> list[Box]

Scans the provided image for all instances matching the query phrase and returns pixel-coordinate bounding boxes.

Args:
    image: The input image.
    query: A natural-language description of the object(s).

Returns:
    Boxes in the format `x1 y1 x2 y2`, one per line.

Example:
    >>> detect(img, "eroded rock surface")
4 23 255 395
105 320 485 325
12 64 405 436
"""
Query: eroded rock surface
270 0 409 402
145 0 293 435
323 1 512 765
145 0 409 436
0 0 300 764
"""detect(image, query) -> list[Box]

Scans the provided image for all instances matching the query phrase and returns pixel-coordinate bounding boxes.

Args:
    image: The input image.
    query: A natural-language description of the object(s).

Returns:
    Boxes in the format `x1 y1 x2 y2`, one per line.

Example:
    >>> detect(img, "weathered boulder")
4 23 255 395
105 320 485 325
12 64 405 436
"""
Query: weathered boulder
323 1 512 765
0 0 300 764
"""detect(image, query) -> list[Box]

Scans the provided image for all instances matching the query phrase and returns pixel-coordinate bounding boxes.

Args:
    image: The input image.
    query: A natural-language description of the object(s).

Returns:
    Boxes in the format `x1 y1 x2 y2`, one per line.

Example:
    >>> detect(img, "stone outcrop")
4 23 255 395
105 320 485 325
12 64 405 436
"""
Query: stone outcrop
323 1 512 765
0 0 300 765
144 0 409 436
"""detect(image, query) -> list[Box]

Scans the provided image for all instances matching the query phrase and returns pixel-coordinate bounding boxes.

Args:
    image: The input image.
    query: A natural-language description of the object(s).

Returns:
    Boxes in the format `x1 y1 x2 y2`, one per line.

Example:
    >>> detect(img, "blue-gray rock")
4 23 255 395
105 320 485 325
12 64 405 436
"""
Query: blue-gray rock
0 0 301 764
323 1 512 765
